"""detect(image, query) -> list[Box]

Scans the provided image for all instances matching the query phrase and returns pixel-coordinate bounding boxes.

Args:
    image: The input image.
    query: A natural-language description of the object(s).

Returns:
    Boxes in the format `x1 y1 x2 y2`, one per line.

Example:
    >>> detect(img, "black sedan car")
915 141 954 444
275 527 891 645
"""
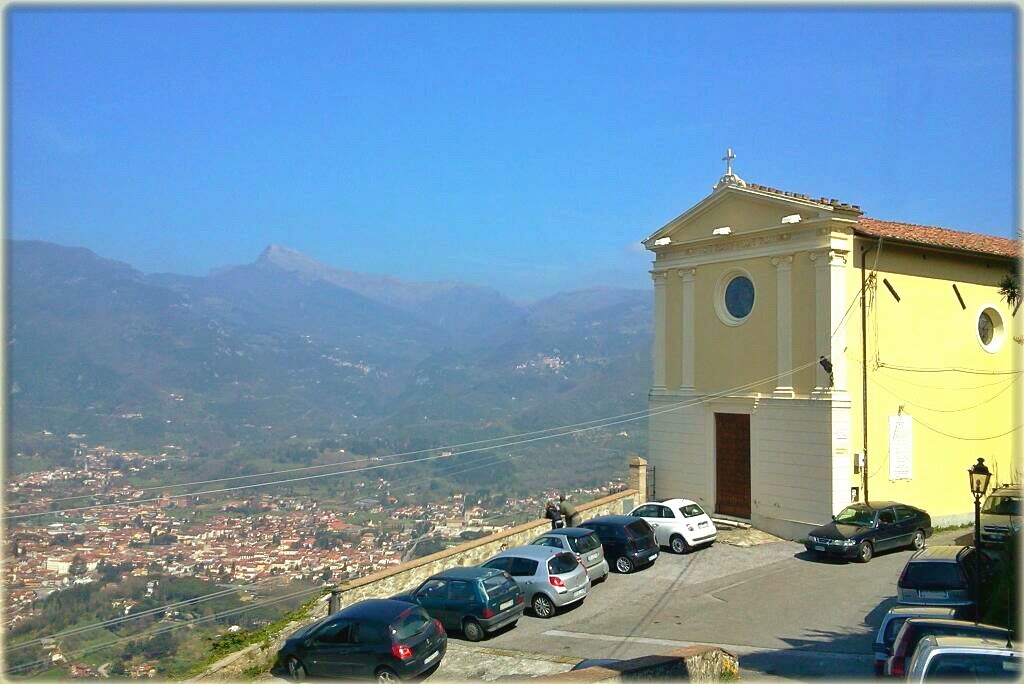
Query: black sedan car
804 501 932 563
393 566 524 641
579 515 659 573
277 599 446 682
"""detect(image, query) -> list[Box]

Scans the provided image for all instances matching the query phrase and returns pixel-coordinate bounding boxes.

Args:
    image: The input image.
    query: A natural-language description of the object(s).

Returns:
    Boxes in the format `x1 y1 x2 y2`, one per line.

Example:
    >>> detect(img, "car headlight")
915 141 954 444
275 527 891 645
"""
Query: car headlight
842 539 856 546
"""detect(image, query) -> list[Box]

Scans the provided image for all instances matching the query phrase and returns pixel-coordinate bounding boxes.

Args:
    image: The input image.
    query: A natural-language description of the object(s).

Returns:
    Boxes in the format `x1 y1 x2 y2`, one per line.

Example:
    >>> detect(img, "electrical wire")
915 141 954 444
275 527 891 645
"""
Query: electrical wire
5 584 325 675
870 373 1019 414
5 360 818 522
877 363 1023 376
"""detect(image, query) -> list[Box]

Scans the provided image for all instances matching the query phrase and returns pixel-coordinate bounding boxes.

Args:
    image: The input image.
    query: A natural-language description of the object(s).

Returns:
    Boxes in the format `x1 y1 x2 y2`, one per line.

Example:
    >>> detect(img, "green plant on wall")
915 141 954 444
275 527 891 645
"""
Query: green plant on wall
998 271 1020 309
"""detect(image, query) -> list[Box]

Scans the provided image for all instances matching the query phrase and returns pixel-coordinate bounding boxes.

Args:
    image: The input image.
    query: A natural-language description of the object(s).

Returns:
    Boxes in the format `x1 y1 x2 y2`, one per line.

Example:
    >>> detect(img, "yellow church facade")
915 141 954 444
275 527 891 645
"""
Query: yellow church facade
643 162 1020 540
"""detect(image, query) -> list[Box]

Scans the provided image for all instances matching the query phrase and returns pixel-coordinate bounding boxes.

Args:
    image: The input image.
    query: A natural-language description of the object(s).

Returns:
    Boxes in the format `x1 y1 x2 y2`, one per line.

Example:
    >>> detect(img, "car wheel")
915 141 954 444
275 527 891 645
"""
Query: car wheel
463 617 485 642
615 556 634 574
286 657 307 682
856 541 873 563
376 666 400 684
911 530 925 551
670 535 690 554
532 594 555 618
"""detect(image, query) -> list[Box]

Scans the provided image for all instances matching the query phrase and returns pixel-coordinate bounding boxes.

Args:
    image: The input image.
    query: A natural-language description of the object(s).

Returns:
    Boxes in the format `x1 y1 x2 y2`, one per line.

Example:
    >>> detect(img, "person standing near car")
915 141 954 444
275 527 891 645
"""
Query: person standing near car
545 502 563 529
559 494 580 528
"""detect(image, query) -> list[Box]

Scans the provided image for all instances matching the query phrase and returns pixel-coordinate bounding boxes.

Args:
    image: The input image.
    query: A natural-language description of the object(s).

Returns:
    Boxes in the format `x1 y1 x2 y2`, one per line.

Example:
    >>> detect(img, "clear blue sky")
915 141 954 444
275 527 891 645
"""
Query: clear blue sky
10 8 1018 299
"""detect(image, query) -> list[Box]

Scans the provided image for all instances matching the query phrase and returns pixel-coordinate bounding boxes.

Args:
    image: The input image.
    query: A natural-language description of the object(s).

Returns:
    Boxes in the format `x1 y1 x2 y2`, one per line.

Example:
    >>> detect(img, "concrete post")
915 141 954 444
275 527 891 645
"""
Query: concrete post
328 586 342 614
629 456 649 504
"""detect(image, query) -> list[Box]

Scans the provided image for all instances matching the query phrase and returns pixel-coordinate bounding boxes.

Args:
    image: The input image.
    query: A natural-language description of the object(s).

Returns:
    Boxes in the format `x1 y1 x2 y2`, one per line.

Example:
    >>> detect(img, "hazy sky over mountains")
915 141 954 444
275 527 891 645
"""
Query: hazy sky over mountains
10 8 1016 299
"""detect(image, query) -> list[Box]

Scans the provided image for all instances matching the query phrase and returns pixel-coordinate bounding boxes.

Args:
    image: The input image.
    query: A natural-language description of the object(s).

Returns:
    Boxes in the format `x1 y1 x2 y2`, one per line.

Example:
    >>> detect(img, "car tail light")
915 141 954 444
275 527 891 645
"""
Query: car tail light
432 619 445 635
392 643 413 660
515 594 524 604
481 607 495 619
891 658 905 677
897 565 908 588
629 538 638 552
549 576 565 588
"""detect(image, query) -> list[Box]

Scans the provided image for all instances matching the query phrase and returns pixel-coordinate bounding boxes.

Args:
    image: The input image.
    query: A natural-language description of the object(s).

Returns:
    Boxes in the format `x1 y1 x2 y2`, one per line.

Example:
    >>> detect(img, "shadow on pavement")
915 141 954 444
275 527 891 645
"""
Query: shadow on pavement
737 595 897 679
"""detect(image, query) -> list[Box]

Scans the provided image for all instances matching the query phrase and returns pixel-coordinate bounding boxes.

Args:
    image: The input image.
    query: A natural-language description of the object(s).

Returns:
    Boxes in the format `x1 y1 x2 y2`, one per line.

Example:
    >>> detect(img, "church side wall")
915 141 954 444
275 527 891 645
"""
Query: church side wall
845 240 1020 523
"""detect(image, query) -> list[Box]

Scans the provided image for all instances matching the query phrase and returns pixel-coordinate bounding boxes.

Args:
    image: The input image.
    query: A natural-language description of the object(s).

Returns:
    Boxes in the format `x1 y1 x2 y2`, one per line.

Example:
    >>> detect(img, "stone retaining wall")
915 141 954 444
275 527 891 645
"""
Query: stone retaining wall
188 490 637 681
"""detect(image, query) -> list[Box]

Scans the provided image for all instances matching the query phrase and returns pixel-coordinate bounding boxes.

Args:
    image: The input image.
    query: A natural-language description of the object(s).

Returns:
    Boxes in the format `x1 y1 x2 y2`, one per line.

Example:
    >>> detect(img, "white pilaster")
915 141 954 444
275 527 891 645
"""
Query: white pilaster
829 250 850 396
678 268 696 391
810 250 831 395
652 270 668 390
772 255 794 398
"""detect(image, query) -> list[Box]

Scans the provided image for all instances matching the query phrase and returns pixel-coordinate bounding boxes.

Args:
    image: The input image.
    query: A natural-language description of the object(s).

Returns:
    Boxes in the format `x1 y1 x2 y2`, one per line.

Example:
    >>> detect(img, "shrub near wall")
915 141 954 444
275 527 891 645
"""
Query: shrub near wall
189 490 637 681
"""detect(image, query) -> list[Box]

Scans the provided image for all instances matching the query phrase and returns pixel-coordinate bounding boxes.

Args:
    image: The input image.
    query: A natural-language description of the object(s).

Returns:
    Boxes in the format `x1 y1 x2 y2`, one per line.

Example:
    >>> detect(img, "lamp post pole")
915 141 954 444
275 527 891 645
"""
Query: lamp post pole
974 490 983 621
968 458 992 623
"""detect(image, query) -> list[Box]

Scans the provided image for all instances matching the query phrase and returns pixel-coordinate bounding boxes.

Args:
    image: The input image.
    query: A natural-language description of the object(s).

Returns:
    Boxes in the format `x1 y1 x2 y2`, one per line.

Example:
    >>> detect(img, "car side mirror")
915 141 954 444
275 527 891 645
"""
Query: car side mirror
831 515 836 521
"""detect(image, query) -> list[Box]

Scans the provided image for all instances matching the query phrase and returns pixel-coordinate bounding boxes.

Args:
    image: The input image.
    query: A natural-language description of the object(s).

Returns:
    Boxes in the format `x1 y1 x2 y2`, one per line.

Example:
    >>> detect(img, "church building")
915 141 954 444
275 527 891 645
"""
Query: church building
643 152 1020 539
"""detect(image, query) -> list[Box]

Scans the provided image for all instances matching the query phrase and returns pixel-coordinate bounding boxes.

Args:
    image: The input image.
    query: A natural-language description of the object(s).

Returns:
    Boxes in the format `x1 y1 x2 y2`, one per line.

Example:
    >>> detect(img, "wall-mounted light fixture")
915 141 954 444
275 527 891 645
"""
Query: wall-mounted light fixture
654 237 672 246
781 214 802 224
712 226 732 236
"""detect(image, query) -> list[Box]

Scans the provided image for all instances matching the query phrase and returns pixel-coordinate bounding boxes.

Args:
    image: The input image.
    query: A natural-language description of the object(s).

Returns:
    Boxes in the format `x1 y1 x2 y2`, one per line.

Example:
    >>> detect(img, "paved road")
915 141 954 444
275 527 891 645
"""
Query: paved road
471 530 964 680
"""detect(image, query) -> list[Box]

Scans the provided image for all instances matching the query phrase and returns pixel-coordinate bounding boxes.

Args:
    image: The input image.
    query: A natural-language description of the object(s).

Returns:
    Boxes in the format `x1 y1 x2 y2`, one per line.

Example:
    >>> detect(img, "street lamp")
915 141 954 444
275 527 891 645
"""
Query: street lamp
968 458 992 621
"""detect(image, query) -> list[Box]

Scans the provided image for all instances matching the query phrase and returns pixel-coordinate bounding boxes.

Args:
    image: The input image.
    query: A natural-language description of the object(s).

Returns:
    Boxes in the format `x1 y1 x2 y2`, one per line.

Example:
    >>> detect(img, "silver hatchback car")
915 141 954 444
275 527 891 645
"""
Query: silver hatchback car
529 527 610 583
481 545 591 619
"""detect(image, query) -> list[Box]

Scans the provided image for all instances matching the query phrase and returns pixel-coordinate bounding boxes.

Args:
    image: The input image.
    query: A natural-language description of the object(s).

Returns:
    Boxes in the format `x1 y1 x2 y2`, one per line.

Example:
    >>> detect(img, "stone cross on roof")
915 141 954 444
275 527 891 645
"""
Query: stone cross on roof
714 147 746 190
722 148 736 176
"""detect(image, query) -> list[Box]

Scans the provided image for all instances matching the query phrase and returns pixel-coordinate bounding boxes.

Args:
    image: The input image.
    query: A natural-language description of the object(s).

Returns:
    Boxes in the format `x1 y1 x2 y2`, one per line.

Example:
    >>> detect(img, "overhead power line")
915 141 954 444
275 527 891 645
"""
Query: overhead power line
5 360 818 522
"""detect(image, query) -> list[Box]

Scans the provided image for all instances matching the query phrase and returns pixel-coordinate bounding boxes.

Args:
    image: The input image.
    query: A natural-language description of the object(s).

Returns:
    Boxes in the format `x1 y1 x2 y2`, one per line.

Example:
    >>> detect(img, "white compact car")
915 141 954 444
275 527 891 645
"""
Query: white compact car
627 498 718 554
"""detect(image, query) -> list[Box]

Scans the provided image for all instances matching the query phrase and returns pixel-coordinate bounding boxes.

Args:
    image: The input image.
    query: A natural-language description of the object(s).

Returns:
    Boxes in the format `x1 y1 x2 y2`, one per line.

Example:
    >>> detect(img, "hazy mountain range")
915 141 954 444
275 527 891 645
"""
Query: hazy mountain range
8 240 653 461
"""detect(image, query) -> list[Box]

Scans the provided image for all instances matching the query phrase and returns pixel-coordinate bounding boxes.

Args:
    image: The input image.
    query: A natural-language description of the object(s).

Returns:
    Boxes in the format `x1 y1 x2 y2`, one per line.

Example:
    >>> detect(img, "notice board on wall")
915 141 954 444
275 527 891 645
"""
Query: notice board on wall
889 415 913 480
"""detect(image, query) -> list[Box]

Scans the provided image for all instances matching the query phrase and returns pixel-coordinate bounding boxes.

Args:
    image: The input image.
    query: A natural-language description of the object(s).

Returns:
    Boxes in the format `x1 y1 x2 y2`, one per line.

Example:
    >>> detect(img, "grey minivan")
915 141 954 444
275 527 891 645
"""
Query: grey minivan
529 528 610 583
481 545 591 619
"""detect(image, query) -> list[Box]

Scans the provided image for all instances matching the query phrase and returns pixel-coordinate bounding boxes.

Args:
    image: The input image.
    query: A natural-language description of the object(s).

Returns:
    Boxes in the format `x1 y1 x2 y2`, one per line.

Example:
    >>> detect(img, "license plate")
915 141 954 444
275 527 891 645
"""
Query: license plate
648 554 657 561
587 552 598 562
921 591 948 599
699 521 708 528
424 650 439 664
573 588 586 597
814 545 826 552
499 600 513 610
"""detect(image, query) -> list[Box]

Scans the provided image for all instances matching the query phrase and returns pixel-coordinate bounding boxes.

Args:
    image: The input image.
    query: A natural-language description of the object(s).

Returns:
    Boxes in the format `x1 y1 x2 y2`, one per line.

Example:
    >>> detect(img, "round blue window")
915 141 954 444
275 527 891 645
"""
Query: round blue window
724 276 755 320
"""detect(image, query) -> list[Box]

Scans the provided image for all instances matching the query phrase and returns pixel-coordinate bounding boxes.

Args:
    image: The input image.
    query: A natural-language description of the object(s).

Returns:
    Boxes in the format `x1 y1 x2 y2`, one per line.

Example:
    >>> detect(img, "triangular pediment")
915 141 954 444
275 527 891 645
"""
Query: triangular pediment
644 184 841 247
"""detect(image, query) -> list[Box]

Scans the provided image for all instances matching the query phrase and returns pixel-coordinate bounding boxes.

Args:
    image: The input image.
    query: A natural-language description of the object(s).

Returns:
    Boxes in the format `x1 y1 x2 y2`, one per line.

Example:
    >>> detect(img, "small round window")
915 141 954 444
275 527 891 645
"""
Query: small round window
724 276 755 320
976 306 1004 353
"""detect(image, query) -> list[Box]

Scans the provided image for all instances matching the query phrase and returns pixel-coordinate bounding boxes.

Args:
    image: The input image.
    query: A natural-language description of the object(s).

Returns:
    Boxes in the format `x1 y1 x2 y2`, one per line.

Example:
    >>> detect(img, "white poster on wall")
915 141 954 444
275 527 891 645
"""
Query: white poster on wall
889 415 913 480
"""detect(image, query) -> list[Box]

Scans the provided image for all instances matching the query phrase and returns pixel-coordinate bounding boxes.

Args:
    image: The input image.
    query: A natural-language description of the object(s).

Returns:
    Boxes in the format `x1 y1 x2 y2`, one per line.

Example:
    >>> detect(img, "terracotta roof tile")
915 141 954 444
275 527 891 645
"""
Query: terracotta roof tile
744 182 862 213
855 217 1019 259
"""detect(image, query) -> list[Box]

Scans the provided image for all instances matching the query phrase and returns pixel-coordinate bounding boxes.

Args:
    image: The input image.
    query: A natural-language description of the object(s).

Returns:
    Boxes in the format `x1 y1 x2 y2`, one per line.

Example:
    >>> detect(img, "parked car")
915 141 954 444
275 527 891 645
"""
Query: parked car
897 546 976 608
392 567 524 642
579 515 659 574
627 498 717 553
529 528 610 582
905 635 1020 681
278 598 446 683
885 618 1011 678
871 606 960 676
981 484 1022 546
481 545 590 619
804 501 932 563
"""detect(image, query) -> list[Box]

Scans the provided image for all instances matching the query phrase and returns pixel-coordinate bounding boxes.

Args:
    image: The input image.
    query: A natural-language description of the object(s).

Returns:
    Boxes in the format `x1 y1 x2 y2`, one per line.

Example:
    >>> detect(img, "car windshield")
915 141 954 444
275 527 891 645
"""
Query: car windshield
390 609 430 641
547 552 579 575
835 506 876 527
902 562 966 590
982 495 1022 516
681 504 705 518
568 533 601 554
482 575 517 598
626 521 652 538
